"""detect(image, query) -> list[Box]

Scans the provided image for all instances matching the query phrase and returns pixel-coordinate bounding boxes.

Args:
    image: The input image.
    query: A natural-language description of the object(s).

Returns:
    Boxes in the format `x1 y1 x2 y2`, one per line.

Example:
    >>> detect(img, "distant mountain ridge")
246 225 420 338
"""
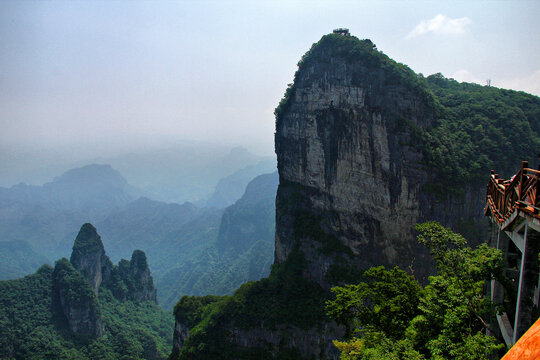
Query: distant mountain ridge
204 159 276 208
158 171 278 309
0 164 136 214
95 145 275 204
0 164 137 260
0 163 280 311
0 240 49 280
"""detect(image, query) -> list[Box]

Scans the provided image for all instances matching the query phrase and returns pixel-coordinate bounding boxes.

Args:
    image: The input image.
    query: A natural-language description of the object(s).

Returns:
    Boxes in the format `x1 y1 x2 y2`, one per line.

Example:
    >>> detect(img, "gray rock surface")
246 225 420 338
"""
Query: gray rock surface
127 250 158 303
274 35 485 287
70 223 112 293
52 258 104 338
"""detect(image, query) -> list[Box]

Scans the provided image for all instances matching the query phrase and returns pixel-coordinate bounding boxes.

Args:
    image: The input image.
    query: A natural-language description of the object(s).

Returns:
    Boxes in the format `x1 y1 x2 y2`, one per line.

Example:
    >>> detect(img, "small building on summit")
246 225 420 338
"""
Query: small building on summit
333 28 350 36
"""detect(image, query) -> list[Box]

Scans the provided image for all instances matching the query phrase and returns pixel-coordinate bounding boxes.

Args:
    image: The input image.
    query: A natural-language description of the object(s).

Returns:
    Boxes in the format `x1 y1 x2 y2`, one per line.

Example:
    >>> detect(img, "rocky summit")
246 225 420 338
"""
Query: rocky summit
70 223 112 293
274 33 486 287
53 224 159 339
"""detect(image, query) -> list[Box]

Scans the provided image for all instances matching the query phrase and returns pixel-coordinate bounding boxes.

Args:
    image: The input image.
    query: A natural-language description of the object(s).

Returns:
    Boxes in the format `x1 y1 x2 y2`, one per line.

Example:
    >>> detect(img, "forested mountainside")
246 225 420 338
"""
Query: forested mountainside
170 33 540 359
204 159 276 208
0 240 49 280
158 171 277 309
0 224 173 360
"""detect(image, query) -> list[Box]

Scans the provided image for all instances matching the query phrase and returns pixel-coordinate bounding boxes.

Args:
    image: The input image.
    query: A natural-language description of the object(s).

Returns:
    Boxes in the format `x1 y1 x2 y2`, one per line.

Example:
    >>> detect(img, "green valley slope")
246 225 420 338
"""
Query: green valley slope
158 172 278 309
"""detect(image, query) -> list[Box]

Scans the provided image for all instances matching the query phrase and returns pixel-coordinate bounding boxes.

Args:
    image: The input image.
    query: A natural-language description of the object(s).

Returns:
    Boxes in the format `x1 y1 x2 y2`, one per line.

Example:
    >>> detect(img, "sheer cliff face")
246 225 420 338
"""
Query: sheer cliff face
70 223 112 293
275 36 436 286
128 250 158 303
53 258 104 338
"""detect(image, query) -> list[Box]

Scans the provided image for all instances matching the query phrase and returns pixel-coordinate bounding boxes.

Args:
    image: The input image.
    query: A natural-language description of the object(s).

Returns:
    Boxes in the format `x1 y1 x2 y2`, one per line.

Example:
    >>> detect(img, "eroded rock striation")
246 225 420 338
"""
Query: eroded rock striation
274 36 436 286
274 34 488 286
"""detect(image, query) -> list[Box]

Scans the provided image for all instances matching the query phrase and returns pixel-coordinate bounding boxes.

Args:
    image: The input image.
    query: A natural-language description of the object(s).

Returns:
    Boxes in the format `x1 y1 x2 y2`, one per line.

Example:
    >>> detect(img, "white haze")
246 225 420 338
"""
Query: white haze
1 0 539 186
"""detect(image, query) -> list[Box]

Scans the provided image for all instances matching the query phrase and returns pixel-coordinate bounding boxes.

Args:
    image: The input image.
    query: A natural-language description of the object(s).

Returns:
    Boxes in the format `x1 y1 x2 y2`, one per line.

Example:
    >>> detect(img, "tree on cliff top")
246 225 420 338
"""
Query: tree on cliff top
326 221 505 359
70 223 105 262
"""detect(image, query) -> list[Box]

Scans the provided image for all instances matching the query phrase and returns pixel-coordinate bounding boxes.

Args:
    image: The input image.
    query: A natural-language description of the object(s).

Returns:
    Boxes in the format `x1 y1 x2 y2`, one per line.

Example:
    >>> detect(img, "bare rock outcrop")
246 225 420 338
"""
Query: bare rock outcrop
52 258 104 337
70 223 112 293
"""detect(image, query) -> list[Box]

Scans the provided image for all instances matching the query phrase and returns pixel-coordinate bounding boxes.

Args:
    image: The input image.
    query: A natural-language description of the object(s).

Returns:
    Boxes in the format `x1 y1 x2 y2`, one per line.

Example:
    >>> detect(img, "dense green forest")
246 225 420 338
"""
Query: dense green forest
171 222 508 360
424 74 540 194
172 249 328 359
327 222 505 359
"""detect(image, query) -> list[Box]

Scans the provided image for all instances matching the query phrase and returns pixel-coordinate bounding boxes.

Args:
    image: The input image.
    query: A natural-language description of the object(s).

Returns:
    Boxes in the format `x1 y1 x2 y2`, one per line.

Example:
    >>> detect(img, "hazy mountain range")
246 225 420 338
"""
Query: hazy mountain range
0 151 277 308
1 143 275 204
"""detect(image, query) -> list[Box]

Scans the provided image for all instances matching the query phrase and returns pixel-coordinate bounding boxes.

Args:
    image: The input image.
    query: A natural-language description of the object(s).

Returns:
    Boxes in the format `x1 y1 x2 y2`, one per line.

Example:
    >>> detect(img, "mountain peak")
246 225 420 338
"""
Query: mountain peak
70 223 112 293
130 249 149 271
71 223 104 255
52 164 128 187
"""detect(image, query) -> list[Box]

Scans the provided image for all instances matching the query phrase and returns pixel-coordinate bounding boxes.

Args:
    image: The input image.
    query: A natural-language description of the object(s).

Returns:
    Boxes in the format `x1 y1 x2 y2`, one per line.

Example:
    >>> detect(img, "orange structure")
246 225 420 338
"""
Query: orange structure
501 316 540 360
485 161 540 346
486 161 540 226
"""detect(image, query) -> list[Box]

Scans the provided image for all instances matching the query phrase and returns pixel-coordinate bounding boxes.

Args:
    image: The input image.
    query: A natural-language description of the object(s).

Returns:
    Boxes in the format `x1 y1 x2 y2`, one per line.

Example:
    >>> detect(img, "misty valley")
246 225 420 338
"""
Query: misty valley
0 147 277 309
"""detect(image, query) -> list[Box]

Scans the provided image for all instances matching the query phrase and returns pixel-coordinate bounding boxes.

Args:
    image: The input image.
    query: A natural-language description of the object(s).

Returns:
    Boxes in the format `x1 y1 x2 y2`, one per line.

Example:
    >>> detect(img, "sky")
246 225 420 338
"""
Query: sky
1 0 539 159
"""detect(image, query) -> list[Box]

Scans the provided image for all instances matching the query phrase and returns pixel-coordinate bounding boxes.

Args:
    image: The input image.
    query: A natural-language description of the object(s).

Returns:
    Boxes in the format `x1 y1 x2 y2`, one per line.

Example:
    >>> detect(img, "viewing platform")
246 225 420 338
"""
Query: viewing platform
485 161 540 346
332 28 350 36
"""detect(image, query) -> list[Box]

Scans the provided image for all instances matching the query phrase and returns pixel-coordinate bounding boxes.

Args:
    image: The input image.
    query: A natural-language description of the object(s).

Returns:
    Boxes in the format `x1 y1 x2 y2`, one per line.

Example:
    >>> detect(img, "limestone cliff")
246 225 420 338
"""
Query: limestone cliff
70 223 112 293
124 250 158 303
52 258 104 337
274 33 485 286
171 321 189 359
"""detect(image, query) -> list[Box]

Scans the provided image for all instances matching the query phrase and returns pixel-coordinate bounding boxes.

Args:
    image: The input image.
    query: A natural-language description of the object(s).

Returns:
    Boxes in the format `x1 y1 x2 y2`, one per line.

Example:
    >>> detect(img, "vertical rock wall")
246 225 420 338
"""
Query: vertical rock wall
275 40 432 286
70 223 112 293
274 34 487 287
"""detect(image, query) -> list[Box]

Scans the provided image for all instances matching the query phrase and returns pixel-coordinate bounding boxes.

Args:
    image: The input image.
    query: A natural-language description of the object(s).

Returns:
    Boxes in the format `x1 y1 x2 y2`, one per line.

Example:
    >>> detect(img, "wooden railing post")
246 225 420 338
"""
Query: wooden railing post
519 161 528 201
537 156 540 207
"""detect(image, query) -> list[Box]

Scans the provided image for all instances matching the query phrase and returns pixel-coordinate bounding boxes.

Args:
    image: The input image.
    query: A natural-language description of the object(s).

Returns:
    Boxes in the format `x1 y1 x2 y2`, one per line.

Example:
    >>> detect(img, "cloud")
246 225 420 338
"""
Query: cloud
450 69 540 97
406 14 471 39
451 69 483 85
498 70 540 97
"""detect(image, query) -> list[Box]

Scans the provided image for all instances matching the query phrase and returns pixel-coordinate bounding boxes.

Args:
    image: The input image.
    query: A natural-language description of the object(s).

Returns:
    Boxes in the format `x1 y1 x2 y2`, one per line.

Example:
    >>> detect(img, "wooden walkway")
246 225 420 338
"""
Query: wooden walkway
485 161 540 346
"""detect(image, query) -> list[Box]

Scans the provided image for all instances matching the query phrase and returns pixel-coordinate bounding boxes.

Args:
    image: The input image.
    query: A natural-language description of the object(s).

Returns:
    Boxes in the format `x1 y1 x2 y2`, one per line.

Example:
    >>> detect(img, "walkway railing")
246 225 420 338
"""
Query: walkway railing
485 160 540 346
486 161 540 225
